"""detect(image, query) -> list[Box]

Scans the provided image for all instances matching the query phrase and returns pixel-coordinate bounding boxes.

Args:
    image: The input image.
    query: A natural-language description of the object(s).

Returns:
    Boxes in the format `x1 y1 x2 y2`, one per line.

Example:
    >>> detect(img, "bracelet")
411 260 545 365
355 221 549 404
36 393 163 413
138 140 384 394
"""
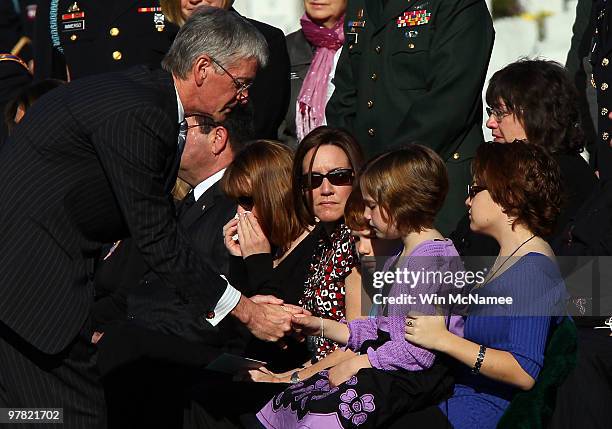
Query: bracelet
471 344 487 374
320 317 324 338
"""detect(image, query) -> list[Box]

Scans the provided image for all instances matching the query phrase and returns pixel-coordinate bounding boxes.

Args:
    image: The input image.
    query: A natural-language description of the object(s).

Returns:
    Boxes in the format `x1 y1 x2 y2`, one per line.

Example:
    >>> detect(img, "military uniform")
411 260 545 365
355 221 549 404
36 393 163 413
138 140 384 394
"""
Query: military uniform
589 0 612 179
33 0 178 81
326 0 494 233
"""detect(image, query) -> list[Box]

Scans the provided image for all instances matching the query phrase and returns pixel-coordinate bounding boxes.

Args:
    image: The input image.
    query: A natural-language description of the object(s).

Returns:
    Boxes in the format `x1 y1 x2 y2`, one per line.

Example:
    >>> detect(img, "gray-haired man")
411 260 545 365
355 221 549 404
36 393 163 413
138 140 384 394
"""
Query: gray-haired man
0 6 300 426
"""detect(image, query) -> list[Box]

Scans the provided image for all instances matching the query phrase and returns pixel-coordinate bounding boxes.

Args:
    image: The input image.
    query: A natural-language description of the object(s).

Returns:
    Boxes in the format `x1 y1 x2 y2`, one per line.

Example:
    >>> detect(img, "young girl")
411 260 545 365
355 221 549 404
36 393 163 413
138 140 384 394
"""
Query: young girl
256 145 464 429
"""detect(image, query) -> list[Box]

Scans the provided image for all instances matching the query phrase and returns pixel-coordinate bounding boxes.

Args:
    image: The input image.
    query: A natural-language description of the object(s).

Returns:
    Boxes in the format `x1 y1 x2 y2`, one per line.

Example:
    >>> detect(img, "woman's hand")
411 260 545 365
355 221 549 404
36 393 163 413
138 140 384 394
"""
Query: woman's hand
222 217 241 256
291 314 323 337
237 212 271 258
328 355 370 387
404 315 450 352
246 367 292 383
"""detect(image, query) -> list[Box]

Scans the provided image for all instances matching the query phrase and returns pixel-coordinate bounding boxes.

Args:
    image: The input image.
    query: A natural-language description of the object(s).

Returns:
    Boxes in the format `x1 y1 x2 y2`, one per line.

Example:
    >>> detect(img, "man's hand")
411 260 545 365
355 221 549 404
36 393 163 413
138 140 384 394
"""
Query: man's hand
231 294 293 342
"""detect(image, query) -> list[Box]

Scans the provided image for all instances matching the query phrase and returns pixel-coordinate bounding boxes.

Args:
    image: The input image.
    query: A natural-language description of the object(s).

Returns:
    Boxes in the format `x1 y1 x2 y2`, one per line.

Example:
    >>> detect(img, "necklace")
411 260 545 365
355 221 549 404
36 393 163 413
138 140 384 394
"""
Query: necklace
478 235 536 288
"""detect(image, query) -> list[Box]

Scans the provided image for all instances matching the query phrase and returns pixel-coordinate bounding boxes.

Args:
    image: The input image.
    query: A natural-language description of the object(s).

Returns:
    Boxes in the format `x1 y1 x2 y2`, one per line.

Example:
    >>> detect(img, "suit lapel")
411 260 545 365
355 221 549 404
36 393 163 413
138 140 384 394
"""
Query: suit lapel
181 182 227 229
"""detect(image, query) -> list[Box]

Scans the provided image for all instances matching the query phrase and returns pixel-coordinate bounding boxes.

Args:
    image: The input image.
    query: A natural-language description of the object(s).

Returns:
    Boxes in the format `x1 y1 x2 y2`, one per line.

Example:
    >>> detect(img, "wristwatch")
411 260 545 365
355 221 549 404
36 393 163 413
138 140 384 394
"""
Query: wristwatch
290 371 301 384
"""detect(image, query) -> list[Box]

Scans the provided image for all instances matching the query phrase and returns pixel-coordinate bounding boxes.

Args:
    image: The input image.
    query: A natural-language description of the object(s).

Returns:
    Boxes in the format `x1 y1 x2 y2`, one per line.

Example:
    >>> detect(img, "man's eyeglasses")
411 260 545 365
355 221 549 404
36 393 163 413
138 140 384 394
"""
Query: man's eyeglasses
301 169 354 190
486 106 511 122
210 56 252 97
236 196 254 211
467 184 487 199
184 114 218 131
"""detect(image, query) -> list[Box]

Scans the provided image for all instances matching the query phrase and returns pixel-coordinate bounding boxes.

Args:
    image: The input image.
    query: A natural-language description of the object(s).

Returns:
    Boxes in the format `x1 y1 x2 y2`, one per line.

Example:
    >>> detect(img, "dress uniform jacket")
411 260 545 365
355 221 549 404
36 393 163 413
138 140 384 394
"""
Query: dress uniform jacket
326 0 493 233
0 66 227 355
588 0 612 179
33 0 177 81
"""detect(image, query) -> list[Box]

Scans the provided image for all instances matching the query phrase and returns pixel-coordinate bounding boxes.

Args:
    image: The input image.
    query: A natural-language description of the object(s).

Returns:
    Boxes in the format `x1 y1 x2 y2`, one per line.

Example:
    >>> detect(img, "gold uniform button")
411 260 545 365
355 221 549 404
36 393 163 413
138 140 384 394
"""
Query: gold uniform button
375 45 382 54
603 58 610 66
602 108 609 116
110 27 119 37
70 34 77 41
408 43 415 49
603 132 610 141
112 51 122 61
452 152 460 160
371 73 377 81
368 128 375 137
367 100 374 109
602 83 609 91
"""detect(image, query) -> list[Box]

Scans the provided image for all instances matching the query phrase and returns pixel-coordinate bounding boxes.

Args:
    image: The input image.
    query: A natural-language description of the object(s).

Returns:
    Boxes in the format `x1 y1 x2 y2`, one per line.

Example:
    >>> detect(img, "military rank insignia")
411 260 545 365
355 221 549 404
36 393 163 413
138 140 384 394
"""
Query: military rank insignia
396 10 431 27
61 2 85 32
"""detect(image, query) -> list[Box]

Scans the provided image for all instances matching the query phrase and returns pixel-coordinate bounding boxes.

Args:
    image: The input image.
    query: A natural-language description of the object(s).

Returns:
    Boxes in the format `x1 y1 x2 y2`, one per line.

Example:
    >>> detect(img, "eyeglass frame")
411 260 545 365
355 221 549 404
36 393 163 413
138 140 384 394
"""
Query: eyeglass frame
209 56 253 97
485 106 512 122
183 113 219 131
235 196 254 211
300 168 355 190
467 184 487 199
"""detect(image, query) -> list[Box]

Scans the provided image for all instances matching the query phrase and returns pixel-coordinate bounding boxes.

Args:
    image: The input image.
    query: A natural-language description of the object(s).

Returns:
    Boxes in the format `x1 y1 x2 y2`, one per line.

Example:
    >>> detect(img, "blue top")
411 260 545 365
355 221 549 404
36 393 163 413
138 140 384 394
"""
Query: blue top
440 253 567 429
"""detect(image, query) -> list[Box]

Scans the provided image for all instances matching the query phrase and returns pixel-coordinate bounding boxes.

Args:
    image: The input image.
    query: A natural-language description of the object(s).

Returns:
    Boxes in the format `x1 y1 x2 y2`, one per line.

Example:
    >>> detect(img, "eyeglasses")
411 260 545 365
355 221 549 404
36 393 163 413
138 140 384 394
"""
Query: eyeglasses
210 56 253 97
184 114 218 131
236 196 254 211
486 106 511 122
467 184 487 199
301 168 354 190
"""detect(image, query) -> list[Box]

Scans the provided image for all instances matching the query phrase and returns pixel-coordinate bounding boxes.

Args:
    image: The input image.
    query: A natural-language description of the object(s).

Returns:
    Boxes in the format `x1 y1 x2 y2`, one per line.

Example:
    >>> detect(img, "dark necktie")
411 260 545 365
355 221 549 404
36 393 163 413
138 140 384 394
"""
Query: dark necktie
178 190 196 217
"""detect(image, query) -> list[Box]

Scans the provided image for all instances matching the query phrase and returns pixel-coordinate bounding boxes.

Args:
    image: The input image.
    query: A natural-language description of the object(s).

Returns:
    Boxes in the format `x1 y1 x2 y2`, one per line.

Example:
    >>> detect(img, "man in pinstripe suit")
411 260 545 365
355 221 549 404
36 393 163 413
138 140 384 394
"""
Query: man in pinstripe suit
0 7 299 427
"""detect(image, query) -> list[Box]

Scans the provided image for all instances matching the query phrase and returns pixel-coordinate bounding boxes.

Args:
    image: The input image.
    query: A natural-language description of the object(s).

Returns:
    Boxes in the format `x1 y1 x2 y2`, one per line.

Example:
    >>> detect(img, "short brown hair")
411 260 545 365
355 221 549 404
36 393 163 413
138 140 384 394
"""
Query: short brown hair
344 186 369 232
359 145 449 234
292 126 364 227
473 141 562 237
221 140 302 251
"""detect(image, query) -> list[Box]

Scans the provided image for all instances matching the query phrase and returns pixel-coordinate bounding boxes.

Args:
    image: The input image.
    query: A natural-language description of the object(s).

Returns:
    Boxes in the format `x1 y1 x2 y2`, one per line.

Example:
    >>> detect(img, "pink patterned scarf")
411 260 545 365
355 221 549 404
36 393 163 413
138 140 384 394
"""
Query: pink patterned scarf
296 13 345 141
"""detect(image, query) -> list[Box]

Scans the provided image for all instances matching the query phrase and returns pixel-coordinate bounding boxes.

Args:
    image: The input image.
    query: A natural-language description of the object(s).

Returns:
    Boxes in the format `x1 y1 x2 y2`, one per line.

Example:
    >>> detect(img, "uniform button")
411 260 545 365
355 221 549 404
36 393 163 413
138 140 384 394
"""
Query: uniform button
110 27 119 37
452 152 460 160
112 51 122 61
371 73 377 81
375 45 382 54
368 128 375 137
367 100 374 108
70 34 77 41
602 82 609 91
408 43 415 49
603 58 610 66
206 311 215 319
603 132 610 141
602 108 609 116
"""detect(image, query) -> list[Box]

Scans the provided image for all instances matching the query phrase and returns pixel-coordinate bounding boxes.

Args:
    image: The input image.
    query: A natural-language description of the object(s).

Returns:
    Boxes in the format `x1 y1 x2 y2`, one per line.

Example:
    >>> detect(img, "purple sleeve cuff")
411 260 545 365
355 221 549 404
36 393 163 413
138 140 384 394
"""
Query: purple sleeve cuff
347 318 378 351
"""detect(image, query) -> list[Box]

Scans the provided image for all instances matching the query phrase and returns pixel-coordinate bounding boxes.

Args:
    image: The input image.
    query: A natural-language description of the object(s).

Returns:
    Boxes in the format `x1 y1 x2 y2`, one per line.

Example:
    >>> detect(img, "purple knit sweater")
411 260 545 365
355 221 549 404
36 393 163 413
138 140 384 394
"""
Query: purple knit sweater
347 239 465 371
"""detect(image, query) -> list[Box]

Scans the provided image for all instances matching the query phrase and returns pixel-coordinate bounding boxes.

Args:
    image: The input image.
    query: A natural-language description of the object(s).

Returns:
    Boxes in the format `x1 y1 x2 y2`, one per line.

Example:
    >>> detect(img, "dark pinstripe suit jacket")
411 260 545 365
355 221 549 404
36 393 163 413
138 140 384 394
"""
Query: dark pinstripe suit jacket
0 66 227 354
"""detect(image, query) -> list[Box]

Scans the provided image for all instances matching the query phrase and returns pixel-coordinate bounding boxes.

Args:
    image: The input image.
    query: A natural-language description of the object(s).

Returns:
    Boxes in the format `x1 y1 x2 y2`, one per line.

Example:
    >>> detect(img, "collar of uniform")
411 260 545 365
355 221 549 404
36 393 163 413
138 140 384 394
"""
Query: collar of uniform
174 84 185 124
193 168 226 201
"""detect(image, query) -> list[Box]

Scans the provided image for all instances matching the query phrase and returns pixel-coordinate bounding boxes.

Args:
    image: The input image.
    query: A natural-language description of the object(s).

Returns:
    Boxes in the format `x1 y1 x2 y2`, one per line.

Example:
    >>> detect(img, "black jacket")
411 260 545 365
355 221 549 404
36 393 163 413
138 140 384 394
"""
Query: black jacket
0 66 227 353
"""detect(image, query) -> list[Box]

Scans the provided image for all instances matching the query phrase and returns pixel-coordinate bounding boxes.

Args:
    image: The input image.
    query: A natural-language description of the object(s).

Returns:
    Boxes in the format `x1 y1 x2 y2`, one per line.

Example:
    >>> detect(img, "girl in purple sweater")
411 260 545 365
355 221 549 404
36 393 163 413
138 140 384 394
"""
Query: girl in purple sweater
257 145 464 429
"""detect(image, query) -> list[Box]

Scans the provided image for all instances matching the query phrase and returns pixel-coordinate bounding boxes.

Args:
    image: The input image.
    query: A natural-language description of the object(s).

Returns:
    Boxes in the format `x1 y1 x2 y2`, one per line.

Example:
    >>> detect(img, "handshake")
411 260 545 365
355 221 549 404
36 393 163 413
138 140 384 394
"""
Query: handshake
231 293 319 343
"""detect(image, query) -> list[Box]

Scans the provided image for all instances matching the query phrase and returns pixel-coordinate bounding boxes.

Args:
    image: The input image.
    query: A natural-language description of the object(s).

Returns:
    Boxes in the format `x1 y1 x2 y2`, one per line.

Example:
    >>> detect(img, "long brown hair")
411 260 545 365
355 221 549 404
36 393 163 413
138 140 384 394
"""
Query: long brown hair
221 140 302 252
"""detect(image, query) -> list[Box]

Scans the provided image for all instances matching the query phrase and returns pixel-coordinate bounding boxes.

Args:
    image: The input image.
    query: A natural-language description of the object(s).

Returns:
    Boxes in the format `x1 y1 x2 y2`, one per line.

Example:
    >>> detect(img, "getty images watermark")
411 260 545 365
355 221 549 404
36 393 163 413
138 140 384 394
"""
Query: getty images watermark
358 255 592 317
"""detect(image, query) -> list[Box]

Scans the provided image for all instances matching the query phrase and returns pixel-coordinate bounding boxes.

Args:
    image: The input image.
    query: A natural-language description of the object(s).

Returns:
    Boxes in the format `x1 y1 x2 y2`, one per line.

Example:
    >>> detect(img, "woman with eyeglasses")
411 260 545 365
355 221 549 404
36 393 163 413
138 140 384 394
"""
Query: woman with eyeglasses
399 141 568 429
452 59 598 257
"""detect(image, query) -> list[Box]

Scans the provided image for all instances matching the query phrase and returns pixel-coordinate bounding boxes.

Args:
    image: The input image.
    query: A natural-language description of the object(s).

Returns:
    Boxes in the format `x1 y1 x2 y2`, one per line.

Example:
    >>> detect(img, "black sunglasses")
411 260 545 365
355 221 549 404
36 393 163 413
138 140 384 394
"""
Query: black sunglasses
467 184 487 199
236 196 254 211
301 168 354 190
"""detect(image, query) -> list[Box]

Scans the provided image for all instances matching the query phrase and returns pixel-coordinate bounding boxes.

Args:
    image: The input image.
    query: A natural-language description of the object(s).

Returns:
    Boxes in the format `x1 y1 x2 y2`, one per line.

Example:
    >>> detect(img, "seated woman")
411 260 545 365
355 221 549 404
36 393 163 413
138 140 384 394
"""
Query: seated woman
247 126 365 384
221 139 318 369
279 0 347 146
405 141 568 429
453 59 598 256
256 145 464 429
